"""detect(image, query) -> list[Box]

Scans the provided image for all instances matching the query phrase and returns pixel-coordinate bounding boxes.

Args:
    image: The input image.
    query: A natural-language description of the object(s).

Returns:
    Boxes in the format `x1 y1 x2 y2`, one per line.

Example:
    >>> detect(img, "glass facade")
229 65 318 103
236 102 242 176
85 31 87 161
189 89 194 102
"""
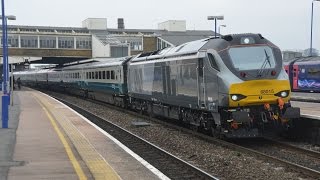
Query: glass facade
111 46 129 57
40 36 56 48
58 37 74 49
20 36 38 48
157 38 171 50
76 36 91 49
2 35 19 47
118 36 143 51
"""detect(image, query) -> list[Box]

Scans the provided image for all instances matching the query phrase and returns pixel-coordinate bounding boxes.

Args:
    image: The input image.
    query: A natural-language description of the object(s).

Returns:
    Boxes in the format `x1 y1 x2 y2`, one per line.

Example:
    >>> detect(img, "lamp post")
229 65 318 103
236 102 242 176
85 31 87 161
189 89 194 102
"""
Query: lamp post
1 15 15 93
218 25 226 36
207 15 224 38
310 0 320 56
1 0 16 128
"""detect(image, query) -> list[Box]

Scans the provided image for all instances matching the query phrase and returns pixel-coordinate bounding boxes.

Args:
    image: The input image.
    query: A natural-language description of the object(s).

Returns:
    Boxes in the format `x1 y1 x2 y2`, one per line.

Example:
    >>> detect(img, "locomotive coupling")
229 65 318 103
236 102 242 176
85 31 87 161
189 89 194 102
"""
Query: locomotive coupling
231 111 251 123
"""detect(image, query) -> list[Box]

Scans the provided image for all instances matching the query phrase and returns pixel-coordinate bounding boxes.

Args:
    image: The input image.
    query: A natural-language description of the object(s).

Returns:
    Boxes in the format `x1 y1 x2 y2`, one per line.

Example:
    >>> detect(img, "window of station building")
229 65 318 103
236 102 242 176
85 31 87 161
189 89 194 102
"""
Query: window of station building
117 36 143 51
2 35 19 47
88 72 91 79
20 28 37 32
21 36 38 48
157 38 171 50
56 29 73 34
40 36 56 48
91 72 94 79
74 30 90 34
58 37 74 49
130 41 142 51
76 36 92 49
38 29 55 33
111 46 129 57
95 72 98 79
7 28 18 32
102 71 106 79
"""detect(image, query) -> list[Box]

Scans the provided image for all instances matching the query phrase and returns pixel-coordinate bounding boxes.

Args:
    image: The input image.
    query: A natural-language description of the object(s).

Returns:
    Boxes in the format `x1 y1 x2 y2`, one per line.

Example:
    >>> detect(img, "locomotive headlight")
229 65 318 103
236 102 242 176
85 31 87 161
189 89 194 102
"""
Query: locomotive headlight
230 94 247 101
280 91 287 98
231 95 238 101
274 90 289 98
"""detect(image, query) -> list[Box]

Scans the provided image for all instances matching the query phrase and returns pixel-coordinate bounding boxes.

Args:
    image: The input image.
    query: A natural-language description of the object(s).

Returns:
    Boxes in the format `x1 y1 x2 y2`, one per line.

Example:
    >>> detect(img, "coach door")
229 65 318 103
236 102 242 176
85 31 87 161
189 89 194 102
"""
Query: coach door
197 58 206 108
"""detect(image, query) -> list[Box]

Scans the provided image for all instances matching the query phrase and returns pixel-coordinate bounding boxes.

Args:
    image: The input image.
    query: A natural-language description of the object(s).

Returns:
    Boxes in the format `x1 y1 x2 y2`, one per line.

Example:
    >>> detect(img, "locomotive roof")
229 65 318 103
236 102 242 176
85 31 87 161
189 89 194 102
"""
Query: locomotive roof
131 38 210 62
130 33 272 63
62 57 131 70
285 56 320 65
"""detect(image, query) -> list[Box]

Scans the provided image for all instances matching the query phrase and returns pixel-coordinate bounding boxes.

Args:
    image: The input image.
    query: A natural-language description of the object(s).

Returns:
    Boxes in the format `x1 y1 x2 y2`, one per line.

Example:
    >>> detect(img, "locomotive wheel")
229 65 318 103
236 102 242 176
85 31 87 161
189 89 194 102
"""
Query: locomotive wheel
190 124 199 132
211 126 222 138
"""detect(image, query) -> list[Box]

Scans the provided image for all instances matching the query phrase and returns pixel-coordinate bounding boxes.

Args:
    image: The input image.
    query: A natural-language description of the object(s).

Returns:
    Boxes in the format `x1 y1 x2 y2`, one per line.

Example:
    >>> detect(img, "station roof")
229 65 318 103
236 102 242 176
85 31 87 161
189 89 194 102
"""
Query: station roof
284 56 320 65
90 29 215 46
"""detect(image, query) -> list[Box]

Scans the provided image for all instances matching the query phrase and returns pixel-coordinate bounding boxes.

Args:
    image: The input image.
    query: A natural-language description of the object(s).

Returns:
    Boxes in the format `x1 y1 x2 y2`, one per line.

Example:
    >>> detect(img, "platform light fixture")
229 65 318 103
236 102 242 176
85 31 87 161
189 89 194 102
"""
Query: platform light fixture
219 25 226 36
207 15 224 38
310 0 320 56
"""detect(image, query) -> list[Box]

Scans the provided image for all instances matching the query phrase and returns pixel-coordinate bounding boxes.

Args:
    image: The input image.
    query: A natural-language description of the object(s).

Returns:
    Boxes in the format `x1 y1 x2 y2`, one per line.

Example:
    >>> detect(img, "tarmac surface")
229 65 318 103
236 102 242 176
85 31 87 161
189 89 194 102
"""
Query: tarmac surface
0 92 20 180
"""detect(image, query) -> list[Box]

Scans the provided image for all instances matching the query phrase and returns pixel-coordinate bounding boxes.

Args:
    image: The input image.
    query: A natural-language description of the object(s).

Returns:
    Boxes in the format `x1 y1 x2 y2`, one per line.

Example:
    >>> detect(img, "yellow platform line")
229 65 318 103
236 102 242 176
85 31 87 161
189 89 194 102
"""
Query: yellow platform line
32 92 121 180
33 94 87 180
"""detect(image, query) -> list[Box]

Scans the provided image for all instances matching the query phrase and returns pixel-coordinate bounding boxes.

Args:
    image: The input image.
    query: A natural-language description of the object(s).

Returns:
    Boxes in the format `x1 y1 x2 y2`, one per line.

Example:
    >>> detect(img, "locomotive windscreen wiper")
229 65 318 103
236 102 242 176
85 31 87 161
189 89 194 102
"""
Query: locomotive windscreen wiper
257 49 271 77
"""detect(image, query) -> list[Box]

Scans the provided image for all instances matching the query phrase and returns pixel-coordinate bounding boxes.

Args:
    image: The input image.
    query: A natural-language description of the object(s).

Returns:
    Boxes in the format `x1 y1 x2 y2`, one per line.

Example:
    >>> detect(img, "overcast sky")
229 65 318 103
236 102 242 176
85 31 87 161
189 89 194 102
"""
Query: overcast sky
5 0 320 51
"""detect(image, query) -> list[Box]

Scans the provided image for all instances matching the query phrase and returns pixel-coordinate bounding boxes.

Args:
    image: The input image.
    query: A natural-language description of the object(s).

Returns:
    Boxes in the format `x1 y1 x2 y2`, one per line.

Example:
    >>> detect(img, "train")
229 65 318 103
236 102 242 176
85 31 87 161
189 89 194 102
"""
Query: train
14 33 300 138
284 56 320 92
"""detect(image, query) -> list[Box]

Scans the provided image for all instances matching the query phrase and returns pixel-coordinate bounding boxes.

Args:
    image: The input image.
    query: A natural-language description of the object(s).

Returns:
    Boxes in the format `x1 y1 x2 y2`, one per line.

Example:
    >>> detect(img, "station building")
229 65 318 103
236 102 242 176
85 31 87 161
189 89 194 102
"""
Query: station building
0 18 214 69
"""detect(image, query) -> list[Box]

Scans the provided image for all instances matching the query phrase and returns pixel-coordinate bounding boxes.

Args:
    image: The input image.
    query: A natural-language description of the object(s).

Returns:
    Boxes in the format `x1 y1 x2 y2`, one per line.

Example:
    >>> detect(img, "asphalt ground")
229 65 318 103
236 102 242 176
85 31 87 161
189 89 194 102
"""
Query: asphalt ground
0 91 21 180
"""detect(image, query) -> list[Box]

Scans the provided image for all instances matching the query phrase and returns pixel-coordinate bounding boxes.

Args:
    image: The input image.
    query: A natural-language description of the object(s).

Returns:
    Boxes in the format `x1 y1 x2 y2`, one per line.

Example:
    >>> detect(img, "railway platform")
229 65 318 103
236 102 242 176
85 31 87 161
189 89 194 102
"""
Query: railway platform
0 89 165 180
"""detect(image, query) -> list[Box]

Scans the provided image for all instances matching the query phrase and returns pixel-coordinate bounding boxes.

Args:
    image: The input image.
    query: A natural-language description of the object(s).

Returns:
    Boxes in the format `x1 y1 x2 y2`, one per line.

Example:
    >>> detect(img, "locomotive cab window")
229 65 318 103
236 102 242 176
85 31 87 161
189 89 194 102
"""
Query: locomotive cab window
228 46 276 70
207 53 220 71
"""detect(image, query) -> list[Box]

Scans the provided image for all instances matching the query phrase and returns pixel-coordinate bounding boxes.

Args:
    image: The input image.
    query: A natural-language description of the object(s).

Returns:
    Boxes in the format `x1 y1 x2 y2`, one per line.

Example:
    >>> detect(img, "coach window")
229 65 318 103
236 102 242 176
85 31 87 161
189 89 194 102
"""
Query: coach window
207 53 219 71
111 71 115 80
107 71 110 79
103 71 106 79
99 71 102 79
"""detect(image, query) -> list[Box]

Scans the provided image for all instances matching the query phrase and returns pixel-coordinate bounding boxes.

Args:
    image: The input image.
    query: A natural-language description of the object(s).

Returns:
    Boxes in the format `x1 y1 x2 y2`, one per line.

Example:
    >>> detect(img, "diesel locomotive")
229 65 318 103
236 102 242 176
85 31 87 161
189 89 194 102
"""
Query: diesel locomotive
14 33 300 138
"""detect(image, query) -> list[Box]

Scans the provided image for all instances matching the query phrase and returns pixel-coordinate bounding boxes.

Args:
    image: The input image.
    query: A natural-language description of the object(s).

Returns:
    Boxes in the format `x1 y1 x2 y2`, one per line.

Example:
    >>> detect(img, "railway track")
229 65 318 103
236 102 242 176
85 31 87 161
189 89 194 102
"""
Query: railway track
233 138 320 178
53 95 218 180
291 97 320 103
45 90 320 179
